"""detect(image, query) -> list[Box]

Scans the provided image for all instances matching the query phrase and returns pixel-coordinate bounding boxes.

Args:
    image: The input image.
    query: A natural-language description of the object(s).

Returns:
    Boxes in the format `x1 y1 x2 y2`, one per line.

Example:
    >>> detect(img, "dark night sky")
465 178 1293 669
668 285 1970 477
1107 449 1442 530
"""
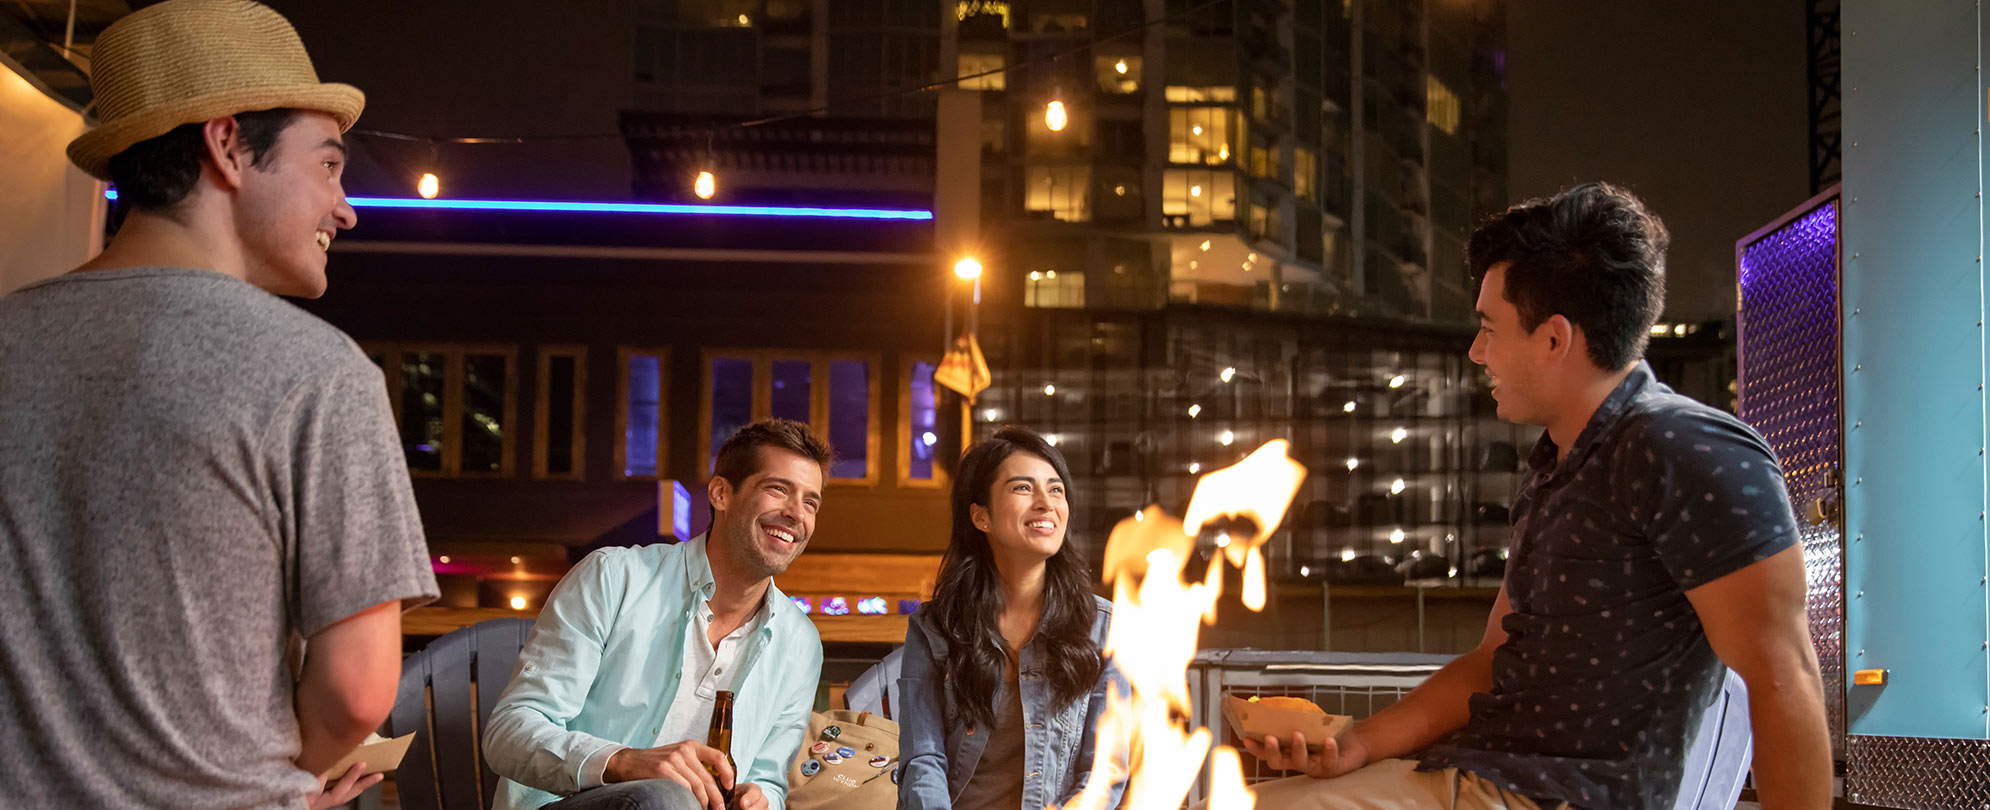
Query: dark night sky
269 0 1812 322
1506 0 1811 321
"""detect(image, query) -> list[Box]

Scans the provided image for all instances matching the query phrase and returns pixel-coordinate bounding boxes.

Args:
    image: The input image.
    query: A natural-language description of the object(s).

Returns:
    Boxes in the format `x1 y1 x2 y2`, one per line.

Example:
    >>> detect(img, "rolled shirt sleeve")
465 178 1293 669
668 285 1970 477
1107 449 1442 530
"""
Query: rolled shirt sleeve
482 550 632 795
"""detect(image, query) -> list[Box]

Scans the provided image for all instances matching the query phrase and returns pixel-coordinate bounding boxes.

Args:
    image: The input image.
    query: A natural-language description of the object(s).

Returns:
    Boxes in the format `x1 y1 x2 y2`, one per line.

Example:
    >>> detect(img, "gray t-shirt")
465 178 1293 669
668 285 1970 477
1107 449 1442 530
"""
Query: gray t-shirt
954 675 1025 810
0 268 438 809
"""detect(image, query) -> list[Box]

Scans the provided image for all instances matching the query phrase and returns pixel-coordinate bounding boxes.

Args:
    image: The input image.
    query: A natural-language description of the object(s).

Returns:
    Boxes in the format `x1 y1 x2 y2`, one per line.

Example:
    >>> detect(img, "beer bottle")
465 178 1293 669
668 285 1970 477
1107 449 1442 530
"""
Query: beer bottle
706 690 739 807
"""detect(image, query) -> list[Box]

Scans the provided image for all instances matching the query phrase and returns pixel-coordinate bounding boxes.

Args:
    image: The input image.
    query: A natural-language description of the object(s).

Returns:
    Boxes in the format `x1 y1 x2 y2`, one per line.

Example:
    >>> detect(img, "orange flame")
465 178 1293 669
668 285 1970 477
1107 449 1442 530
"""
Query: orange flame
1067 442 1305 810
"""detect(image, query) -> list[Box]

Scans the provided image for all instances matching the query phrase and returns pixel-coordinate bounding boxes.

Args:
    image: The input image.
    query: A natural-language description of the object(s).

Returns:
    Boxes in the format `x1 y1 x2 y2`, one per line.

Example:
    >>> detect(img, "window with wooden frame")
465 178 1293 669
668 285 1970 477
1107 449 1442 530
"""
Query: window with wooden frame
616 347 670 480
698 350 880 485
898 355 945 488
534 346 588 480
360 343 519 478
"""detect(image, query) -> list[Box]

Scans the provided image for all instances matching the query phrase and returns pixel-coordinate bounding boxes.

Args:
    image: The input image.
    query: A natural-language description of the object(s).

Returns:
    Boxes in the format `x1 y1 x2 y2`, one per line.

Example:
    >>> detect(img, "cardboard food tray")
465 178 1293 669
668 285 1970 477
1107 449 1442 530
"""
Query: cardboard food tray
319 733 415 781
1220 696 1353 750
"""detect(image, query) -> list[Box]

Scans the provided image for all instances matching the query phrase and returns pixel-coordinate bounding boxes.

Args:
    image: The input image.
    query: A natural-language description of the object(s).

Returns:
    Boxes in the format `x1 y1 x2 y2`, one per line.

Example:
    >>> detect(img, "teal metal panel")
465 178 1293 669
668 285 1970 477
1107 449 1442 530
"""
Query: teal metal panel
1842 0 1990 739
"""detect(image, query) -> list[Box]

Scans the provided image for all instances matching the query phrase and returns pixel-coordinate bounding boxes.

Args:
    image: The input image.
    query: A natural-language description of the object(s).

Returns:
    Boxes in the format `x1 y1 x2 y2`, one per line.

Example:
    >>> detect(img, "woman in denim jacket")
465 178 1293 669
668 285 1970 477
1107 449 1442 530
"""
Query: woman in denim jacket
896 427 1126 810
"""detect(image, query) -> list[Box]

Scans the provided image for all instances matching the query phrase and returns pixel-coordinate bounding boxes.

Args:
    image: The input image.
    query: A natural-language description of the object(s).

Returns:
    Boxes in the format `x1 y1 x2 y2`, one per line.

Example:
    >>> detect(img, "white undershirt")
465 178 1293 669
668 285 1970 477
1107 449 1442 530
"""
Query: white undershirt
578 601 764 788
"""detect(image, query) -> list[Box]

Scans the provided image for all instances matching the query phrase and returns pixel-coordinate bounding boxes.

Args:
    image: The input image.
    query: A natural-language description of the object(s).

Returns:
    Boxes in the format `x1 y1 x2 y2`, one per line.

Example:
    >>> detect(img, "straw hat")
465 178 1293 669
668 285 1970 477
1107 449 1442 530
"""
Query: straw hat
66 0 364 181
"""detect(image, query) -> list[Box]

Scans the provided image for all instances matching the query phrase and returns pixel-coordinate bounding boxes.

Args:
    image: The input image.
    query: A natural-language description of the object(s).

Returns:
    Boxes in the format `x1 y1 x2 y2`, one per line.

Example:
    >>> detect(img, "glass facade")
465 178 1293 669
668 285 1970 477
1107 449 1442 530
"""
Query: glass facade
970 0 1506 322
973 310 1536 587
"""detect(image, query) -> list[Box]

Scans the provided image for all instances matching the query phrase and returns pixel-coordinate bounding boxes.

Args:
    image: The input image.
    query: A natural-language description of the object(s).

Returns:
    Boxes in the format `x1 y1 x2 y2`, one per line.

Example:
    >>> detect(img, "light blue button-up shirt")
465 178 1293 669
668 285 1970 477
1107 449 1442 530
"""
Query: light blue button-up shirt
484 536 824 810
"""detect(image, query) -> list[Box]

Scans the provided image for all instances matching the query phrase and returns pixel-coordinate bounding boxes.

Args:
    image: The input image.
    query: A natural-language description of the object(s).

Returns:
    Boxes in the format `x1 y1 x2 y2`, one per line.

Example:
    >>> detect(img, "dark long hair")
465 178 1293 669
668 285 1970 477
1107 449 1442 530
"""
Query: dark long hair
924 426 1102 730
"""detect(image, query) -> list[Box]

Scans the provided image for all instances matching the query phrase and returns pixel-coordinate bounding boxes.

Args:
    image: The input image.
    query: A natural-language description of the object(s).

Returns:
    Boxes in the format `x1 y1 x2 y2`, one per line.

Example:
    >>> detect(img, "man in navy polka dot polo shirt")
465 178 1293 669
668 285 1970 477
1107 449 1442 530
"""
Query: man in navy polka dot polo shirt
1242 184 1830 809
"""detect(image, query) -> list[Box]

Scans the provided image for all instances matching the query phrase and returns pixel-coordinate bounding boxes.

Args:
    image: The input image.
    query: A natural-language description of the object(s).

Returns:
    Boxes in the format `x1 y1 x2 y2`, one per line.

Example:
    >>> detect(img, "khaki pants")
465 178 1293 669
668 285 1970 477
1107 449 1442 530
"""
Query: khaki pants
1244 759 1567 810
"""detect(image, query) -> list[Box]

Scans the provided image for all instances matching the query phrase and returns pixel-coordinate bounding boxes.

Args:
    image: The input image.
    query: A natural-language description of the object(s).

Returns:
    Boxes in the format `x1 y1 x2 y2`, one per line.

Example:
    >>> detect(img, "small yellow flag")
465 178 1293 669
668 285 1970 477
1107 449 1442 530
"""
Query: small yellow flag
934 334 991 403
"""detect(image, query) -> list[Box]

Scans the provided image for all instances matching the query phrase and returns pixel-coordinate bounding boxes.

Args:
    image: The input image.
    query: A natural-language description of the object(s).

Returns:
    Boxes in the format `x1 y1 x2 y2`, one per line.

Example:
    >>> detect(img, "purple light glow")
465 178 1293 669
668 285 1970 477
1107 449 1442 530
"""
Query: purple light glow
102 189 931 220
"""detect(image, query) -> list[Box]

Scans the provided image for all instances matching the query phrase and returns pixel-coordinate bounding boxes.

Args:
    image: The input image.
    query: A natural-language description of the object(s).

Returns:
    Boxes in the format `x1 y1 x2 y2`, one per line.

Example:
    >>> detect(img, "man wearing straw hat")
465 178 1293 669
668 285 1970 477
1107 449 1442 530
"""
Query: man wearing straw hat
0 1 437 808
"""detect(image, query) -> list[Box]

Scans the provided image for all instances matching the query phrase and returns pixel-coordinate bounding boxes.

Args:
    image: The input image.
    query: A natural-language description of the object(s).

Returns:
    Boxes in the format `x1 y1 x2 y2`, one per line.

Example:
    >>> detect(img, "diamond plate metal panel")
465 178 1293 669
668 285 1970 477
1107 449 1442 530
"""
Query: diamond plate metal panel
1846 735 1990 808
1737 198 1845 754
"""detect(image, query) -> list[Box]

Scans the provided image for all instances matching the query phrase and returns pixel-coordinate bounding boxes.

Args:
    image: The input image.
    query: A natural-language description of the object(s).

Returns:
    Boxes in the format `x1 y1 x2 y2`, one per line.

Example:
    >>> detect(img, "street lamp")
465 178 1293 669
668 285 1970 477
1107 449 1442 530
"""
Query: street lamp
954 257 983 280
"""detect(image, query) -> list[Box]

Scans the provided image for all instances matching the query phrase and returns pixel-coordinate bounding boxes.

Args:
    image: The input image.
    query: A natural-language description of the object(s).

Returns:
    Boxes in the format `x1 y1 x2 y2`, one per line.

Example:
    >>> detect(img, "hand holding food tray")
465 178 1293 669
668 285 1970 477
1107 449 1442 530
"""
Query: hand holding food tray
1220 695 1353 750
318 732 416 781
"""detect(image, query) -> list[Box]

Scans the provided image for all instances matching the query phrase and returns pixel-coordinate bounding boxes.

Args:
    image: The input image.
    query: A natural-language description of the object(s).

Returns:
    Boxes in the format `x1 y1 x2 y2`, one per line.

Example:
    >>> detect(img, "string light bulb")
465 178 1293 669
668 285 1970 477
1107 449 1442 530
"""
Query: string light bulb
694 170 717 200
1220 366 1236 383
417 172 440 199
510 595 527 610
1114 59 1129 75
1045 100 1068 132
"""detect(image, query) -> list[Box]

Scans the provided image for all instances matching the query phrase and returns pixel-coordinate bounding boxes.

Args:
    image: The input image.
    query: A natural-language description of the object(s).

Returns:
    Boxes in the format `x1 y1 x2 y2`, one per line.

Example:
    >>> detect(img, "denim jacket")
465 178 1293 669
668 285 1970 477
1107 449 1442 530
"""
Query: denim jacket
896 594 1127 810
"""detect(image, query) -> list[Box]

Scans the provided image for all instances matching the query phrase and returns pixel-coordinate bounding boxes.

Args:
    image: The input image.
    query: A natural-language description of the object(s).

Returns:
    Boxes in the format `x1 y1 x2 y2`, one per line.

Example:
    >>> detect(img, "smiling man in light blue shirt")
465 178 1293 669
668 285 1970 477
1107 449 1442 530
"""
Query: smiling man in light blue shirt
485 419 831 810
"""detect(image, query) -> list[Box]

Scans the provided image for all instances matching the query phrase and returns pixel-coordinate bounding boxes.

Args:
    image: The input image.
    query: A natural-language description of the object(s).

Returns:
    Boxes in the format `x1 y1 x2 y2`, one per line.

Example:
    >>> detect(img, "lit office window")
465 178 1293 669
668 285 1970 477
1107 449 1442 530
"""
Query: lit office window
1025 165 1092 222
1162 169 1237 226
1168 107 1236 165
958 52 1006 91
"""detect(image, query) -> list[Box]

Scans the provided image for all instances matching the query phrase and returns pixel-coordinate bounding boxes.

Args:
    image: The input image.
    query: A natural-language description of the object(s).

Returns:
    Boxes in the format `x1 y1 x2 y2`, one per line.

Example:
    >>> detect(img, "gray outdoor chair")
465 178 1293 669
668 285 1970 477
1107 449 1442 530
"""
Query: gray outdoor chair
342 616 535 810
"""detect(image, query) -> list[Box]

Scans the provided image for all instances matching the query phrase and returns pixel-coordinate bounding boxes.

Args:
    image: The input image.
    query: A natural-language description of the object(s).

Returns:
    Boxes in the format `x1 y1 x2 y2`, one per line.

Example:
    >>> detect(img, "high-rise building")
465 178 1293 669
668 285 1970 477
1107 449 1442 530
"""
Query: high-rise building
954 0 1520 598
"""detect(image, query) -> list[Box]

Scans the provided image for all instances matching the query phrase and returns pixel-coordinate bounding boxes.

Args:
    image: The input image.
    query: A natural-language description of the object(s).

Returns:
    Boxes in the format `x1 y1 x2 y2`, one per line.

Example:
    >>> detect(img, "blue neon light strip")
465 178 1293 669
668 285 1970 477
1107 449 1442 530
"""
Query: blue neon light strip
102 189 931 220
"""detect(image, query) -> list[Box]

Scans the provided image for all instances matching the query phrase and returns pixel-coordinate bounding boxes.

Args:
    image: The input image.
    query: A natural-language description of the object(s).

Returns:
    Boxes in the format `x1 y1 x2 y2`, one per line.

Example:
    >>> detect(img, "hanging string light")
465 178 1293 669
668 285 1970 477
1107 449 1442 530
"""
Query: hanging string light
693 130 719 200
1045 99 1068 132
417 172 440 199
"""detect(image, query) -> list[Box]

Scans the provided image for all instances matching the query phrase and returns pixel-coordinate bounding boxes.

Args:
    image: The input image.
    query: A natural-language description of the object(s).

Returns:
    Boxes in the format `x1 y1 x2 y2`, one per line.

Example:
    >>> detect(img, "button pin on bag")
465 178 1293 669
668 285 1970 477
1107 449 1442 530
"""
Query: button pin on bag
835 746 856 758
811 742 831 755
822 725 843 740
869 756 890 768
824 753 844 764
800 760 821 777
891 766 901 785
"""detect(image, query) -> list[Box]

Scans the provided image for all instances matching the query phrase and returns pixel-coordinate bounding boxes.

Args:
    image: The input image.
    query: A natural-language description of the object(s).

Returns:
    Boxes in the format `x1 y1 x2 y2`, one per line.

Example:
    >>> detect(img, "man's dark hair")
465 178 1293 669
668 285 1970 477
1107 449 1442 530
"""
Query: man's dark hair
1467 182 1670 370
106 108 300 213
712 418 834 492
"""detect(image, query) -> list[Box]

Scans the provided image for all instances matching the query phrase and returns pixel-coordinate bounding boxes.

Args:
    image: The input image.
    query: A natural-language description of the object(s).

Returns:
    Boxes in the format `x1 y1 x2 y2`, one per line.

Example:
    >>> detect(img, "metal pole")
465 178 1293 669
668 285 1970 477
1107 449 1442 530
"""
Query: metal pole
1321 582 1332 651
1416 585 1427 652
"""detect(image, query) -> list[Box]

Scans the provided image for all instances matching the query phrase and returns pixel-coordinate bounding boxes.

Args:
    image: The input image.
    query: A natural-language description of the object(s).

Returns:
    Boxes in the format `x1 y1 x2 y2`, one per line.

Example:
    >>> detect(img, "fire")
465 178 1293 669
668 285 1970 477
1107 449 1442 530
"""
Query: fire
1066 442 1304 810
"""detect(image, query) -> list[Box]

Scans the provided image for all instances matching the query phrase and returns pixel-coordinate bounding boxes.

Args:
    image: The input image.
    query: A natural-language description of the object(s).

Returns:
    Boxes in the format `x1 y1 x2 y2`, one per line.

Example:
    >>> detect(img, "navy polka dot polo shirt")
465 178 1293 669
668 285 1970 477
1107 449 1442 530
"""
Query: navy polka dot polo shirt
1417 362 1800 809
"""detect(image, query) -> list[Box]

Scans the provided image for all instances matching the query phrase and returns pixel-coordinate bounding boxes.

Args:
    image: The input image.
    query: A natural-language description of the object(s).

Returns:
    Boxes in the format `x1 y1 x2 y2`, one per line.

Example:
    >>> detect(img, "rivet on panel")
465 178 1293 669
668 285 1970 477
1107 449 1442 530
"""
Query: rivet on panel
1854 421 1861 429
1854 364 1861 372
1856 477 1862 485
1856 591 1863 598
